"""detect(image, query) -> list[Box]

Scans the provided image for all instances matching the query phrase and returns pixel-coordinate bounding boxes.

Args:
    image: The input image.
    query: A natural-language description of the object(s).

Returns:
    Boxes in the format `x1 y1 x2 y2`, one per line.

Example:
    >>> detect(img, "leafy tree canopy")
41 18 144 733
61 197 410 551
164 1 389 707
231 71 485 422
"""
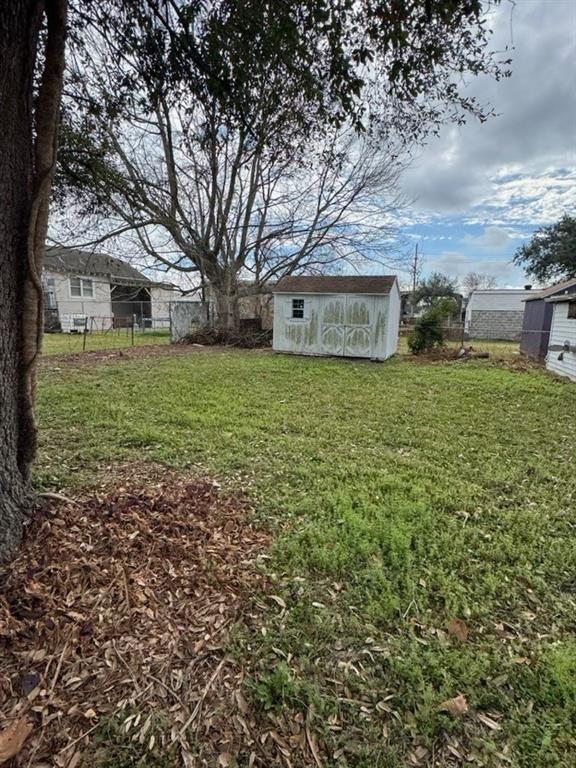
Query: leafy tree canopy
414 271 460 309
513 215 576 283
67 0 511 155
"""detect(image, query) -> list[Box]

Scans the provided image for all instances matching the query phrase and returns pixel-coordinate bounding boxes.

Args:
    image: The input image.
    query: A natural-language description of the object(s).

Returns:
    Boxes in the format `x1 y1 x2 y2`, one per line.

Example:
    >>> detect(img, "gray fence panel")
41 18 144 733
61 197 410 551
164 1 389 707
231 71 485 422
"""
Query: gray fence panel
170 301 209 342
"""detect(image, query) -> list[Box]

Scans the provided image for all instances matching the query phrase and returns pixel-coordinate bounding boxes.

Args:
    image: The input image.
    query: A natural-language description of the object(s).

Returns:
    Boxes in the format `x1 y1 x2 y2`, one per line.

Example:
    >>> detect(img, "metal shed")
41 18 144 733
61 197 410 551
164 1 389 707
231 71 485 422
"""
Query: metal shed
272 275 401 360
520 277 576 358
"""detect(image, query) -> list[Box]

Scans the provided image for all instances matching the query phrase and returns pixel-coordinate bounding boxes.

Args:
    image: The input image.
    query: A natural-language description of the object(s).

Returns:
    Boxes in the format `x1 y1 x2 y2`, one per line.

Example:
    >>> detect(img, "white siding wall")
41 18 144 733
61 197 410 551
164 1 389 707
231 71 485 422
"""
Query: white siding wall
546 302 576 382
46 270 112 331
273 294 319 354
385 281 401 357
466 290 534 312
150 286 179 328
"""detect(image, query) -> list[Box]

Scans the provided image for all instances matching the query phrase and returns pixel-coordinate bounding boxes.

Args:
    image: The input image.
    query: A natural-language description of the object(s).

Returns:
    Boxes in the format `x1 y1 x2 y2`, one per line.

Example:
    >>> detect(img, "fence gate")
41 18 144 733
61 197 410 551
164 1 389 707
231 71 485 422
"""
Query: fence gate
169 301 209 342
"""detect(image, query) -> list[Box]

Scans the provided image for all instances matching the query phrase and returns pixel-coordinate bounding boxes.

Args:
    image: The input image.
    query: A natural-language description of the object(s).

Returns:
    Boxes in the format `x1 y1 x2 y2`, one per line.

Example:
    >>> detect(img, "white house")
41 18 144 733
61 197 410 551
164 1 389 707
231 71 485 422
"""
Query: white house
43 247 183 332
545 294 576 382
272 275 401 360
464 288 535 340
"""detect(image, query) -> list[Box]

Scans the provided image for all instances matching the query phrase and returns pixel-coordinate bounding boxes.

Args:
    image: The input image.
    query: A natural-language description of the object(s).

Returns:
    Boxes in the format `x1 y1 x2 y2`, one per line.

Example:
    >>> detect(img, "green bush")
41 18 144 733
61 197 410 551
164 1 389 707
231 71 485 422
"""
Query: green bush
408 298 458 354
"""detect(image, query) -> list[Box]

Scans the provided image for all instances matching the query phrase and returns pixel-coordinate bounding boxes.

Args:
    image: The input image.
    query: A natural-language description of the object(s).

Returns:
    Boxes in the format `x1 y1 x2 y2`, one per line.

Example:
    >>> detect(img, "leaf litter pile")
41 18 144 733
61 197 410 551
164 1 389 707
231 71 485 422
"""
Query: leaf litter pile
0 466 280 767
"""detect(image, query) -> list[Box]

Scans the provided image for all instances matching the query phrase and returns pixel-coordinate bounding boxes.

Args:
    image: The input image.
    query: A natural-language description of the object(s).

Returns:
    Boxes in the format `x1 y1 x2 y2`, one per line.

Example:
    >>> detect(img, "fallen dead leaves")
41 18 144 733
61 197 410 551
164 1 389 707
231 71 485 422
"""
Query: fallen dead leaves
446 618 469 643
439 694 469 717
0 717 33 764
0 465 271 766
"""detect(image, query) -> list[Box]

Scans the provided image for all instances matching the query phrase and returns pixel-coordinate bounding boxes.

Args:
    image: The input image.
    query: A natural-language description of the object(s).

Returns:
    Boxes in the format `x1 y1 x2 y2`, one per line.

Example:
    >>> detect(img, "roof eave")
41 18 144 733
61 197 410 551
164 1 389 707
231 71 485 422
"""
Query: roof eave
273 289 392 296
545 294 576 303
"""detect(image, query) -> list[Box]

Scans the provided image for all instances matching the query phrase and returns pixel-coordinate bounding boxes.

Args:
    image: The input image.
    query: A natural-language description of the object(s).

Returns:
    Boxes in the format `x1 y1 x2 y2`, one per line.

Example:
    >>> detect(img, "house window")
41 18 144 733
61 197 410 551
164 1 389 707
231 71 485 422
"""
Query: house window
568 301 576 320
292 298 305 319
70 277 94 298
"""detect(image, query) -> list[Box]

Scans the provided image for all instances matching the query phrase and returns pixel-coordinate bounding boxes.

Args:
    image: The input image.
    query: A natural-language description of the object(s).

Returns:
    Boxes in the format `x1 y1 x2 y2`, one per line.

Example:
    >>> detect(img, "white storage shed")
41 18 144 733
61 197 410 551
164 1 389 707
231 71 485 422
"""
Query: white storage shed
272 275 401 360
545 294 576 382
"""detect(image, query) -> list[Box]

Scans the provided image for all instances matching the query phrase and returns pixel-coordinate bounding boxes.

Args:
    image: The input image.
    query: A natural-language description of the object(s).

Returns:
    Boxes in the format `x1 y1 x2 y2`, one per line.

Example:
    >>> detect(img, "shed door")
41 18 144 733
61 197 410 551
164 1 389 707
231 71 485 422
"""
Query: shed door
320 295 373 357
344 296 372 357
321 296 346 355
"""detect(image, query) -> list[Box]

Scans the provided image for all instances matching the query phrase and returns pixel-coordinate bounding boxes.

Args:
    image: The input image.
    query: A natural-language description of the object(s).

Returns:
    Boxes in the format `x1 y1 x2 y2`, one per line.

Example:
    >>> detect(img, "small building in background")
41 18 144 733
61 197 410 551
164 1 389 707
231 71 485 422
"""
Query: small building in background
43 247 183 332
272 275 401 360
464 287 535 340
520 277 576 358
545 293 576 382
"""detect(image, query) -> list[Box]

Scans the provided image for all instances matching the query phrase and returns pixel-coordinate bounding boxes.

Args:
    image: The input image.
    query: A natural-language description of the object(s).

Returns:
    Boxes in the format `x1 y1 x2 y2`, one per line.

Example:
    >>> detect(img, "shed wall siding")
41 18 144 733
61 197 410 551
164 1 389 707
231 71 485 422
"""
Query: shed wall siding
273 294 321 355
273 291 398 359
520 300 553 357
546 302 576 381
385 282 401 356
520 285 576 357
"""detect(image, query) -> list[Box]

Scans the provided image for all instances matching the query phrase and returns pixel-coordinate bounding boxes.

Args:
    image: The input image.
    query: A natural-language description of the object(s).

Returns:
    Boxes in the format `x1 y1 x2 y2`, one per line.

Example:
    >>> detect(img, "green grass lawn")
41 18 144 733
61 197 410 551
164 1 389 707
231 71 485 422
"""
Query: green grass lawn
41 328 170 355
37 349 576 767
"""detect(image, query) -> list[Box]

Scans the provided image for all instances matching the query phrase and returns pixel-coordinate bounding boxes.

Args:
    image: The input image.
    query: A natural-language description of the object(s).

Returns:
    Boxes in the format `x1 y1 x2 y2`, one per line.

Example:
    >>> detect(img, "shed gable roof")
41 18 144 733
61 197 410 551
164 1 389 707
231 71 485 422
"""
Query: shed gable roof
524 276 576 302
273 275 396 295
44 247 150 285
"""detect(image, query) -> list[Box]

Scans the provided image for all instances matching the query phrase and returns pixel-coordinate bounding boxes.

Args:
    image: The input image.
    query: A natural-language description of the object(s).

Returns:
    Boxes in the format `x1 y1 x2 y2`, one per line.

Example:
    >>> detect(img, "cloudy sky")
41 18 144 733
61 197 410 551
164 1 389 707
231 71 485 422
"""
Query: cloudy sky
395 0 576 288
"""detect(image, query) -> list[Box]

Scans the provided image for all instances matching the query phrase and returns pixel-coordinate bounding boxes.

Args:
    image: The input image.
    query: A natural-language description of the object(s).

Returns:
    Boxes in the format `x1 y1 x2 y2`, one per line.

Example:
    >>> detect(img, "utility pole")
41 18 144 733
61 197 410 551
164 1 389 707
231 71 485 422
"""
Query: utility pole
410 243 422 317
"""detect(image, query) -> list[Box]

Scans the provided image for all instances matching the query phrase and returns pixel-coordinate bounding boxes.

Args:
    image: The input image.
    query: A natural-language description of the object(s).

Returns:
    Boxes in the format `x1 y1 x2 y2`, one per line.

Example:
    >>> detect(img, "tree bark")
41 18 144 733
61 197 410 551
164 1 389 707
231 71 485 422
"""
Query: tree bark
0 0 67 563
214 289 241 335
210 268 241 335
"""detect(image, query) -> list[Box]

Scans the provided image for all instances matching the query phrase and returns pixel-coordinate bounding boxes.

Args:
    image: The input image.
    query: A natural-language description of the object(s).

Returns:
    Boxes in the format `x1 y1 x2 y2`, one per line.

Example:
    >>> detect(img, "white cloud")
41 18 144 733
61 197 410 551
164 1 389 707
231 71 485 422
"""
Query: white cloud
463 226 514 250
400 0 576 228
421 250 528 287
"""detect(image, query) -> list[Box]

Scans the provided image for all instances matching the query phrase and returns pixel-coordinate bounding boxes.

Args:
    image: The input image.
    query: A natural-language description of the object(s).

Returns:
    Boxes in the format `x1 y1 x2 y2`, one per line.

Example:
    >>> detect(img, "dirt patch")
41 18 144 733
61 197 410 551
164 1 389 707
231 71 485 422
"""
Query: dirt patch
41 343 271 368
487 354 545 372
402 347 462 363
403 347 543 372
0 465 270 766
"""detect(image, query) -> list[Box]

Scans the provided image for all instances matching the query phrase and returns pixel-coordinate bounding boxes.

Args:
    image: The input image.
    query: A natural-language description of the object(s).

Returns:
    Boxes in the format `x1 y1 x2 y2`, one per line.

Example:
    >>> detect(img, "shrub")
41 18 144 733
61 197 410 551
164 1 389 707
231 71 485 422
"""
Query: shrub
408 298 458 354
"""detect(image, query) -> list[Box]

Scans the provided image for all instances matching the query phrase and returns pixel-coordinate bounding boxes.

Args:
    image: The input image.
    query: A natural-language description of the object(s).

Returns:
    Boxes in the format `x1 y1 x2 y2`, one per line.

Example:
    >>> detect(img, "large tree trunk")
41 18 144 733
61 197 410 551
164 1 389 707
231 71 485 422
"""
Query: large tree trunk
0 1 67 563
214 290 241 335
210 268 241 335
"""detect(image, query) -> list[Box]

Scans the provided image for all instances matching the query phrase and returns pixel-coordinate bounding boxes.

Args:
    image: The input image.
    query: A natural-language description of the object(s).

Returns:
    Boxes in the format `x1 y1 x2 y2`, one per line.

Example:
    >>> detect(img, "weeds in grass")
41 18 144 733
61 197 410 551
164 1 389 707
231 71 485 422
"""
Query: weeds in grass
89 711 178 768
